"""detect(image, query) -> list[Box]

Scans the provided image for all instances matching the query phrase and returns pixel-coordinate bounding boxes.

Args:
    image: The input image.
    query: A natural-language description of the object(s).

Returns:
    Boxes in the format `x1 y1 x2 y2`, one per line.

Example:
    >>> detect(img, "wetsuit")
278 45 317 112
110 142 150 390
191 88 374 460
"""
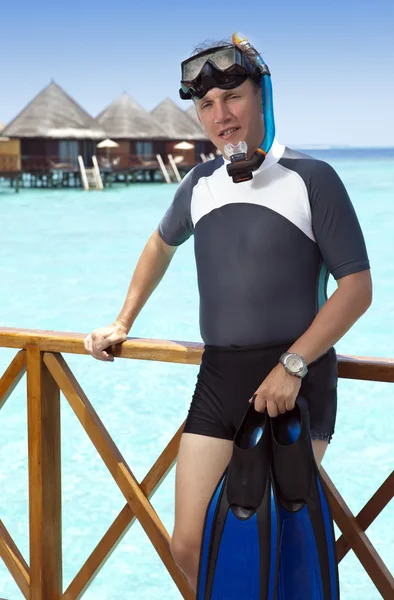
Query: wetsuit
158 140 370 441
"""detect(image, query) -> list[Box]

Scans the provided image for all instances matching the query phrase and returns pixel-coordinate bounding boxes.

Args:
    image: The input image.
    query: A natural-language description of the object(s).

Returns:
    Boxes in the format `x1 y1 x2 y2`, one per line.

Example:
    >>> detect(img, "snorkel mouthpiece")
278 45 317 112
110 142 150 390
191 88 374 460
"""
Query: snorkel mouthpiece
225 145 267 183
224 141 255 183
224 141 248 162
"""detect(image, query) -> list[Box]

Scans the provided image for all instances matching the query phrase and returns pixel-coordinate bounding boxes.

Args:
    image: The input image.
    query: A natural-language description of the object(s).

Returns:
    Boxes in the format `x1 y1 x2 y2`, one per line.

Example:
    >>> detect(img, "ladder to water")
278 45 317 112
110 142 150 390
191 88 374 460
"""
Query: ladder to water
78 155 104 191
156 154 173 184
168 154 182 183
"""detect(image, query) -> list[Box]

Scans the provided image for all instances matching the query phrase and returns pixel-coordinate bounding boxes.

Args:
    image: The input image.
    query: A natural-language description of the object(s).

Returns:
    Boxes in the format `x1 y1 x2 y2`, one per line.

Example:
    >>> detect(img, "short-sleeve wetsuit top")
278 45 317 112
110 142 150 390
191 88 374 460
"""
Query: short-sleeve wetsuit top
158 139 370 347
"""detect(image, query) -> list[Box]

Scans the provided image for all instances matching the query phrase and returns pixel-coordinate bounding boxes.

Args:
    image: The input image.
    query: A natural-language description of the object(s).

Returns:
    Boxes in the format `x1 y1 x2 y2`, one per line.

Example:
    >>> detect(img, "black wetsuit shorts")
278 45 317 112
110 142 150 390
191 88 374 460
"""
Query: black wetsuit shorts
184 342 338 443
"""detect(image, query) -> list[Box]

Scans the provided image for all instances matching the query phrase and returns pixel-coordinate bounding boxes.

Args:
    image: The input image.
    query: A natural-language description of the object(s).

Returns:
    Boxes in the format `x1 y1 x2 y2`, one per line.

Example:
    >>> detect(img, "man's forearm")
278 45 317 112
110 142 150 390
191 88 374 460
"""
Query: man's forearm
116 230 177 332
288 270 372 365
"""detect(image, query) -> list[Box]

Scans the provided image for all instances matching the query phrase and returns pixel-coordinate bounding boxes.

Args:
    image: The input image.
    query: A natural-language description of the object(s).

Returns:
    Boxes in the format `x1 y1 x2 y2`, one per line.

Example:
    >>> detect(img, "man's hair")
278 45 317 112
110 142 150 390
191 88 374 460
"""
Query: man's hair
191 39 231 56
190 38 260 65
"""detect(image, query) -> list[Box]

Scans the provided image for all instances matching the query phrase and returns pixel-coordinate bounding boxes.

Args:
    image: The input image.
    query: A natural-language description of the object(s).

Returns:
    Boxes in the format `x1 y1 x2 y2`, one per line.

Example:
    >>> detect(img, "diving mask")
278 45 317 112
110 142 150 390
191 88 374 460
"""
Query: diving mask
179 45 264 100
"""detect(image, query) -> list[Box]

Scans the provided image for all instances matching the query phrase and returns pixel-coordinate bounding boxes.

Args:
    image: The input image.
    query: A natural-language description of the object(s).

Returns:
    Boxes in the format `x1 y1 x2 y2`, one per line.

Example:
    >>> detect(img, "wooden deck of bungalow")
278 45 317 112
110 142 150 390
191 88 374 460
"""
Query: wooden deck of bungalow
0 153 196 191
0 327 393 599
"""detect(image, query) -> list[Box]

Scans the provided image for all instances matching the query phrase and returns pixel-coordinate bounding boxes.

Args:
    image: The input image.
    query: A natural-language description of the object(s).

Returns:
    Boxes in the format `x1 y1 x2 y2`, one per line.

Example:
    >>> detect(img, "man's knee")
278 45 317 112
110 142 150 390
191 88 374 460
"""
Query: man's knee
171 531 201 575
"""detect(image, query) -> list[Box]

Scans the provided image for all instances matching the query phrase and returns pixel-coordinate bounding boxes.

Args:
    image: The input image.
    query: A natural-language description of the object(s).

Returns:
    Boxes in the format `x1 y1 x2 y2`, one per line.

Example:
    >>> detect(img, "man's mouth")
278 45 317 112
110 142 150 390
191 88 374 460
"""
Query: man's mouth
219 127 240 139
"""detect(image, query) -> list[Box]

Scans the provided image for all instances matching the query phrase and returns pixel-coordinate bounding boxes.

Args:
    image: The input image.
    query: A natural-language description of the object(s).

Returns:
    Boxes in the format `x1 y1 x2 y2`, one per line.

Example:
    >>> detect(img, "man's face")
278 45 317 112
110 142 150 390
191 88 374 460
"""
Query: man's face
194 79 264 158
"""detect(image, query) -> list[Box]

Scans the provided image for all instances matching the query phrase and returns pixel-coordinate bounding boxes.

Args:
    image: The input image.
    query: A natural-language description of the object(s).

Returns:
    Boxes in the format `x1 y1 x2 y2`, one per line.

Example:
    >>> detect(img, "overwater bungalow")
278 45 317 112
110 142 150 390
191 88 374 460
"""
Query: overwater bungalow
1 86 218 190
95 92 167 170
151 98 216 164
1 82 106 172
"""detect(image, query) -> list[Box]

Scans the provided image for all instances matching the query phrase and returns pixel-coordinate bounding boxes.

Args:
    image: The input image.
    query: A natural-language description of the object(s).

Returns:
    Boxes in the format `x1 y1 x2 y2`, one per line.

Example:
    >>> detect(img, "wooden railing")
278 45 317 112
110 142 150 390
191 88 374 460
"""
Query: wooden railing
98 153 197 170
0 154 197 173
0 326 393 600
19 156 79 171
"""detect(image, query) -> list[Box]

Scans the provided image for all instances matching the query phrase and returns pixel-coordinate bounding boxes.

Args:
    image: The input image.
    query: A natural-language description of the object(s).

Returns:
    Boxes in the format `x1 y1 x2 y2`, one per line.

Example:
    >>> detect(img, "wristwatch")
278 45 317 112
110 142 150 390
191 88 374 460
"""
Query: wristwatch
279 352 308 379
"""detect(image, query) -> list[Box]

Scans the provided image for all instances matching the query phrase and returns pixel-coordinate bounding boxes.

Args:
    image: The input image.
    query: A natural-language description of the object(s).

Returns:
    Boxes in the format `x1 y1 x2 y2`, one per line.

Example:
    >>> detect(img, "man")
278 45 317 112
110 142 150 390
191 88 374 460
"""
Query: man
84 37 372 591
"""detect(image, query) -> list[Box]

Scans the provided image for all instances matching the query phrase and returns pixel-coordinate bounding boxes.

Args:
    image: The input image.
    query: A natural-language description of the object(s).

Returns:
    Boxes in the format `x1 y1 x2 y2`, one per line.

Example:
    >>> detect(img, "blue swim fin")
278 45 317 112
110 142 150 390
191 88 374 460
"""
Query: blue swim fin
270 396 340 599
197 403 279 599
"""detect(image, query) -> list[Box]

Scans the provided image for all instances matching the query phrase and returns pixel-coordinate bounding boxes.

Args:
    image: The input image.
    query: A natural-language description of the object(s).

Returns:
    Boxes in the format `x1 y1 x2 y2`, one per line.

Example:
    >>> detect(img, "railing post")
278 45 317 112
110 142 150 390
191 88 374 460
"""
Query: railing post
26 346 62 600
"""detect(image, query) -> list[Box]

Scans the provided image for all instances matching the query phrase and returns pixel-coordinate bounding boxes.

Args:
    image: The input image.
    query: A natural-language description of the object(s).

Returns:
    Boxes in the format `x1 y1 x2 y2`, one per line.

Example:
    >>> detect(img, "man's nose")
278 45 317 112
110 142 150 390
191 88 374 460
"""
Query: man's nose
213 102 231 125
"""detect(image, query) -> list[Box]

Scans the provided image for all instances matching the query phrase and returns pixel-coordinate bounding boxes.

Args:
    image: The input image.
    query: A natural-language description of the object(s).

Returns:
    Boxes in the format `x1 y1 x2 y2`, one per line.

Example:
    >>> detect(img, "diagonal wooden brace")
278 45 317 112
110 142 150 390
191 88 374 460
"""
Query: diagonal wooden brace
336 471 394 562
321 467 394 599
0 351 26 410
61 423 184 600
44 352 194 600
0 519 30 599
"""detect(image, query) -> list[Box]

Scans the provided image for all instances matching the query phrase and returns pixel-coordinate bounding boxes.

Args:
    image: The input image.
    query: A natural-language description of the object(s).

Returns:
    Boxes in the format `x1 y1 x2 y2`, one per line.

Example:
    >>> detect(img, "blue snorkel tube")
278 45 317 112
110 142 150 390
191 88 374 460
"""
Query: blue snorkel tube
226 33 275 183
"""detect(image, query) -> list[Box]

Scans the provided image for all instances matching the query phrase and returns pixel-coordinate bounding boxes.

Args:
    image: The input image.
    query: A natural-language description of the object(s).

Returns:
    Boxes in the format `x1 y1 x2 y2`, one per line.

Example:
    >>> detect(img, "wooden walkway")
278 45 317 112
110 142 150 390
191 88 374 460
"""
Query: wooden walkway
0 327 393 599
0 155 195 191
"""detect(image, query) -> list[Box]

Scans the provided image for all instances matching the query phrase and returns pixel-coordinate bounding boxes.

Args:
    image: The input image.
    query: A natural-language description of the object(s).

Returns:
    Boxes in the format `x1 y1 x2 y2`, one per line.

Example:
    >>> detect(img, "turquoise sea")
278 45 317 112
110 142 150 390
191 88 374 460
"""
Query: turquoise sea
0 148 393 599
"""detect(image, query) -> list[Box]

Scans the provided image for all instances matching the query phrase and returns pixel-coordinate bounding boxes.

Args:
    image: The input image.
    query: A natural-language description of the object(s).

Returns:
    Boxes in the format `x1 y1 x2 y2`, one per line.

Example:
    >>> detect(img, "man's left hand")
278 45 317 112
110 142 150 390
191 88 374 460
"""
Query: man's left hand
250 363 302 417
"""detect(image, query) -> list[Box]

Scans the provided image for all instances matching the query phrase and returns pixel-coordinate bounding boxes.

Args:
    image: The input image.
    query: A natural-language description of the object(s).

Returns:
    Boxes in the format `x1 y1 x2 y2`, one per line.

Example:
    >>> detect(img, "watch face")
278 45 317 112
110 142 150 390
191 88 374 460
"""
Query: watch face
286 355 302 373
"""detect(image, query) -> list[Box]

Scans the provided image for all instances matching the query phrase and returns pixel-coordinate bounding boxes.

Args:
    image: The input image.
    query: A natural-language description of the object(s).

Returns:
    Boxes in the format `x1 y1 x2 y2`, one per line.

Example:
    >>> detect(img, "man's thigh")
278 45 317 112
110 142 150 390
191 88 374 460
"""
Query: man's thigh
172 429 329 545
312 439 329 465
173 432 233 546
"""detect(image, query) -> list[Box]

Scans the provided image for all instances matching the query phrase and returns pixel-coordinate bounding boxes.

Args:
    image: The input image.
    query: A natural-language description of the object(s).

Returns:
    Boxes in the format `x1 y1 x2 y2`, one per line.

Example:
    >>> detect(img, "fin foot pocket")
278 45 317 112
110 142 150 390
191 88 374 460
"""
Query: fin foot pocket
272 397 340 599
197 403 279 600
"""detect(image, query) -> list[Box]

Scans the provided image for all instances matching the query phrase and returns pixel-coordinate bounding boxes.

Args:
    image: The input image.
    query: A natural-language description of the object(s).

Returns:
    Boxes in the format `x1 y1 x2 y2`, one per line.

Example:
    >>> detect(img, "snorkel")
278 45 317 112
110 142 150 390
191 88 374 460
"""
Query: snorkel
225 32 275 183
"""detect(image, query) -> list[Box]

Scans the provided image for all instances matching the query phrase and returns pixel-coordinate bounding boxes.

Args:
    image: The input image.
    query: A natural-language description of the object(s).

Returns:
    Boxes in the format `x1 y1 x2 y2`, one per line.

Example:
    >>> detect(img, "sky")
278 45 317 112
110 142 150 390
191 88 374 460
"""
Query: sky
0 0 393 147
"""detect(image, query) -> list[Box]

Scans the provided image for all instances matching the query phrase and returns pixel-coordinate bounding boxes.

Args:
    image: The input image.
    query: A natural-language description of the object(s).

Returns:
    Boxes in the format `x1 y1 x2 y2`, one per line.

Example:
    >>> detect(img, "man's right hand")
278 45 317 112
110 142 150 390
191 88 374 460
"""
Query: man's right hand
84 322 128 362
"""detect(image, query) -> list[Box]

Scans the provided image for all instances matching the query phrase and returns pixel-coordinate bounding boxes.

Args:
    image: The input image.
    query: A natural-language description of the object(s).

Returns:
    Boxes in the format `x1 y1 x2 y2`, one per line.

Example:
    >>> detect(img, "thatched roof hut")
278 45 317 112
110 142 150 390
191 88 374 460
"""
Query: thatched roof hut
96 93 166 139
151 98 206 141
0 121 4 136
2 82 106 139
185 104 201 127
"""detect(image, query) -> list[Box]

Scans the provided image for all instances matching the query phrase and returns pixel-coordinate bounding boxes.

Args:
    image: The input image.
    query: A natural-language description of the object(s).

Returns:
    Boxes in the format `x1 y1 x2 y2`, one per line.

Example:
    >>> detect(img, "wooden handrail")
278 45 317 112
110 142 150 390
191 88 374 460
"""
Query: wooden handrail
1 326 394 381
0 326 393 599
0 327 203 364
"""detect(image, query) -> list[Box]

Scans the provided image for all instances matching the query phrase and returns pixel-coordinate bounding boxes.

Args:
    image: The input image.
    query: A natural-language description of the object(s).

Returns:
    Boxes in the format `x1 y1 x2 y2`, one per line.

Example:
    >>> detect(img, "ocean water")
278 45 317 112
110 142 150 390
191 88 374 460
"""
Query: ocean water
0 148 393 599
